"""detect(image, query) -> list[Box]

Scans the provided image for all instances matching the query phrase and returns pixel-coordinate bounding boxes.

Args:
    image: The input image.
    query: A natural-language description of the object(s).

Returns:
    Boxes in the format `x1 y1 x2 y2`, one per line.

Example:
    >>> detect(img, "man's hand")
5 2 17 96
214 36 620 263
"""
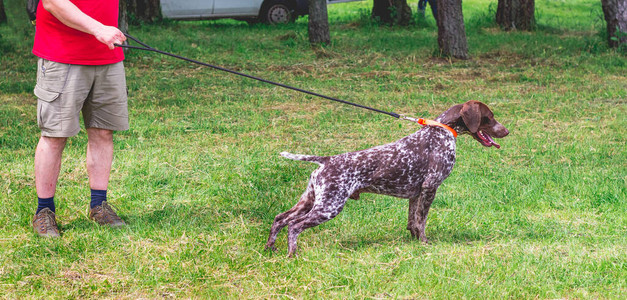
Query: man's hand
94 25 126 50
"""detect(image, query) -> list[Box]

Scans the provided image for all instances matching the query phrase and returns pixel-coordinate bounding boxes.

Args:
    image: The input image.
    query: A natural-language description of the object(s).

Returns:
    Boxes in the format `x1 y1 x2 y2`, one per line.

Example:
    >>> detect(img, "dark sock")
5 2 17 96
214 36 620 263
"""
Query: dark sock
37 196 55 214
90 189 107 209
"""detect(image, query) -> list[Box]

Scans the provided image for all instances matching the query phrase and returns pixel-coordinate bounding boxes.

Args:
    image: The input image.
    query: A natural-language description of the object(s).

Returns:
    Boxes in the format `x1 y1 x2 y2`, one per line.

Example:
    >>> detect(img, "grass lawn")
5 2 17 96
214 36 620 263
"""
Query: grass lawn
1 0 625 298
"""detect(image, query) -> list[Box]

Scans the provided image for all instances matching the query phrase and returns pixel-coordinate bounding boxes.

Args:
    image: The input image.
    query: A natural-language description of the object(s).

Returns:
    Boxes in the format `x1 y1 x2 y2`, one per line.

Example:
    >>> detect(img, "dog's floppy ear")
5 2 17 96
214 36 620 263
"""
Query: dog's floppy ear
460 101 481 133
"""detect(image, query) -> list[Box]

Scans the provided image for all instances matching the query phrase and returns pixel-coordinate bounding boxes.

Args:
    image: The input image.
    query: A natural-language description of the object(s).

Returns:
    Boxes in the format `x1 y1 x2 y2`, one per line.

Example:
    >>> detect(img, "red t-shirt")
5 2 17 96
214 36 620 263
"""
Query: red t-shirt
32 0 124 65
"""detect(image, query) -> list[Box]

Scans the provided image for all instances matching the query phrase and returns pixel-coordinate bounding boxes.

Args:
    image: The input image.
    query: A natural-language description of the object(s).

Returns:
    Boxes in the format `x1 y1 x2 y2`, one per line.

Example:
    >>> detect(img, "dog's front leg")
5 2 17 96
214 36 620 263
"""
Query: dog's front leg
411 179 440 243
407 196 420 238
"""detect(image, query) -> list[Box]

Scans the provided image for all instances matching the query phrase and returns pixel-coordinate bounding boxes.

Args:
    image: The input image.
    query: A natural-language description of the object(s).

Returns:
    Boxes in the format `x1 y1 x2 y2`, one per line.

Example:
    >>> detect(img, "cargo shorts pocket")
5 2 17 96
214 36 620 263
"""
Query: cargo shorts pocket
35 85 62 131
34 59 71 132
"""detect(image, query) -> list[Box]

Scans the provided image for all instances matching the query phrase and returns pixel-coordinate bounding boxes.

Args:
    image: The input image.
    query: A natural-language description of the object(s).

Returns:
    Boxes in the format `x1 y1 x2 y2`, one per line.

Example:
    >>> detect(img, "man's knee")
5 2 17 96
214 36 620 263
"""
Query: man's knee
39 136 68 151
87 128 113 142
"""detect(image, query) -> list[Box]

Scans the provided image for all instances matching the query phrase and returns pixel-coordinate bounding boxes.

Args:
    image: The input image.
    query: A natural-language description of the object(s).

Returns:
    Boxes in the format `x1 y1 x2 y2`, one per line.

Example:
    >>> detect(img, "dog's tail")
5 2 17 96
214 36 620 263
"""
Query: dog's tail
280 152 329 165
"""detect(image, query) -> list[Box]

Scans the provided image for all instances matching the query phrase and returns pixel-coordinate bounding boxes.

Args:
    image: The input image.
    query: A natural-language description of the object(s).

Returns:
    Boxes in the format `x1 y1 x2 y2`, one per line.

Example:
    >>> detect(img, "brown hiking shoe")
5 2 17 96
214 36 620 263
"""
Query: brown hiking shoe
32 208 60 238
89 201 125 227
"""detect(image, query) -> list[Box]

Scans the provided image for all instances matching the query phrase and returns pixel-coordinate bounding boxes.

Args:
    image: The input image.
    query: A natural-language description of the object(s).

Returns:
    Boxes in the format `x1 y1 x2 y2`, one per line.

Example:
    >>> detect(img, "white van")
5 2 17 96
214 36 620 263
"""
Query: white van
160 0 361 24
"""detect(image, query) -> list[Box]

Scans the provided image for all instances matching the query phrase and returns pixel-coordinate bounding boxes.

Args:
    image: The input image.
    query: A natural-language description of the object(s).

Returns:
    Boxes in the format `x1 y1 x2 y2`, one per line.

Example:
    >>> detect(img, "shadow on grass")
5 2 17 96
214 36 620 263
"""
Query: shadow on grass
335 228 492 252
58 203 225 237
61 218 96 233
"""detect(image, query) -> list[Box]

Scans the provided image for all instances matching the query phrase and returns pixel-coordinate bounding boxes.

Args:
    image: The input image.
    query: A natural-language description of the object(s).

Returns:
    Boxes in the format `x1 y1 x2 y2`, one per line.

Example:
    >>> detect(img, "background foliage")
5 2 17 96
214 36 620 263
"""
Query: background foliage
1 0 625 298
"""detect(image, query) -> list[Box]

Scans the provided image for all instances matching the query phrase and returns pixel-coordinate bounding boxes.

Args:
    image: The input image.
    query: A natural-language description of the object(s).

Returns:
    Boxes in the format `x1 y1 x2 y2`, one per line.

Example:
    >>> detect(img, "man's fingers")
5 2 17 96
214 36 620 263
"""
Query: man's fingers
108 37 120 49
96 26 126 50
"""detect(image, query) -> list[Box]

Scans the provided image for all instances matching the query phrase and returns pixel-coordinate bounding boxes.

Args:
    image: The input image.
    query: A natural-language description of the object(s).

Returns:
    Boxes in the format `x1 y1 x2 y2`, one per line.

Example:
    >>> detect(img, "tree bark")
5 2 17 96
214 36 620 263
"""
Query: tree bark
372 0 412 26
127 0 161 23
372 0 391 23
601 0 627 48
1 0 7 24
496 0 535 31
308 0 330 44
118 0 129 51
436 0 469 59
119 0 128 33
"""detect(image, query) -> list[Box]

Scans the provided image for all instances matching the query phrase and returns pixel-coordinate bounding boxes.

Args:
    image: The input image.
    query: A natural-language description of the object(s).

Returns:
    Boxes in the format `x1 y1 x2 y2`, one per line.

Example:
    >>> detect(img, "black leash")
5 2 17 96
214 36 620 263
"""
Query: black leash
116 33 420 123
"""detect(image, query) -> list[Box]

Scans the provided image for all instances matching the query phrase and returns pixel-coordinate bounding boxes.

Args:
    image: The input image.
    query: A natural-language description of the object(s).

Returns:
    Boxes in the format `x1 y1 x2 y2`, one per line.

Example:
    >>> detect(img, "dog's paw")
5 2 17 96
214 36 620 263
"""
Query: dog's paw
407 227 420 238
408 228 429 244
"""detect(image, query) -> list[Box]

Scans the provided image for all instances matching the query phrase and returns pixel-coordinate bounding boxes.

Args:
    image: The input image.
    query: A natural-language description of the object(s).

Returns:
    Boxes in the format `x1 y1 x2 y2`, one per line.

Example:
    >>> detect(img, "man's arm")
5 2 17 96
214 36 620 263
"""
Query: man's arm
41 0 126 50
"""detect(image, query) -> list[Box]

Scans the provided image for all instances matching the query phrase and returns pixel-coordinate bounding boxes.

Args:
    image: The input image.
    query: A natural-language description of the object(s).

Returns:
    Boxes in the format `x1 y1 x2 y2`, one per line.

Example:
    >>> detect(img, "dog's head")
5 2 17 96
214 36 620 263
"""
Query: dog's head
440 100 509 148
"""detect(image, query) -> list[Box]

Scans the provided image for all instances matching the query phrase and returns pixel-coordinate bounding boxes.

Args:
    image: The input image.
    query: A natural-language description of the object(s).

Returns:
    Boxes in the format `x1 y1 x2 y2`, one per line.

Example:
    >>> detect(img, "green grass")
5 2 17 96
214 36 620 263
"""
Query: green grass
1 0 625 298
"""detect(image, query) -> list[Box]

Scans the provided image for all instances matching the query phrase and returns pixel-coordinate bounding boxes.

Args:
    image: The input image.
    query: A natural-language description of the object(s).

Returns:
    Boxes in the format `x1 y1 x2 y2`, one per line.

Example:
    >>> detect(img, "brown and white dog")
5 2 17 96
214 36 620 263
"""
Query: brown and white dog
266 101 509 257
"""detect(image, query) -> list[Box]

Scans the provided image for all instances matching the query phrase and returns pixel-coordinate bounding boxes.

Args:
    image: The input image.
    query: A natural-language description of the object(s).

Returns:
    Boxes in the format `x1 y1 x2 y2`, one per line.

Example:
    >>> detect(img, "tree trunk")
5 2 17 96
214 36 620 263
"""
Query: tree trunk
119 0 128 33
436 0 469 59
118 0 129 51
496 0 535 31
1 0 7 24
372 0 412 26
601 0 627 48
127 0 161 23
308 0 330 44
372 0 391 23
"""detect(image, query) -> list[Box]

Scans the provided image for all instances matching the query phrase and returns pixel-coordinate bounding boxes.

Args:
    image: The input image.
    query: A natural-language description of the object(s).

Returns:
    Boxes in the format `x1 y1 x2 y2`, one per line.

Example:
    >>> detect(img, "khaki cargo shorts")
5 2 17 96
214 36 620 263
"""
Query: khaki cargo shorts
34 58 129 137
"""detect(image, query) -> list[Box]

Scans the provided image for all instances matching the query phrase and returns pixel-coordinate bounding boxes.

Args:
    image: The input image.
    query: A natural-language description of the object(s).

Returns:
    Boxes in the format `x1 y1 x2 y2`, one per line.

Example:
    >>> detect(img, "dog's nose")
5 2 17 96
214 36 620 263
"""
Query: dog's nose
495 123 509 137
502 127 509 137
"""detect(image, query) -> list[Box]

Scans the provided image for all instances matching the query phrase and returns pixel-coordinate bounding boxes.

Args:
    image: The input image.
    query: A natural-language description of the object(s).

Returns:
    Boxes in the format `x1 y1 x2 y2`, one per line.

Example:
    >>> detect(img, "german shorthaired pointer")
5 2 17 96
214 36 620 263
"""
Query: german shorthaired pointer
266 100 509 257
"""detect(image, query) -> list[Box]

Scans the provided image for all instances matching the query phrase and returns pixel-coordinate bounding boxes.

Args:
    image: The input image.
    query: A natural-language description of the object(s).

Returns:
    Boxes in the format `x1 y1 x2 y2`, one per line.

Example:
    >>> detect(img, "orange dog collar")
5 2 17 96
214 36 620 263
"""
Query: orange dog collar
417 118 458 138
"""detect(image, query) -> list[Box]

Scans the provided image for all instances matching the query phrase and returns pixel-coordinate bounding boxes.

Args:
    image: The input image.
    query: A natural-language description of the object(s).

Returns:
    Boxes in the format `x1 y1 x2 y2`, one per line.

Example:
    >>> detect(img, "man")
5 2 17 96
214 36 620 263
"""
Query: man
32 0 128 237
418 0 438 20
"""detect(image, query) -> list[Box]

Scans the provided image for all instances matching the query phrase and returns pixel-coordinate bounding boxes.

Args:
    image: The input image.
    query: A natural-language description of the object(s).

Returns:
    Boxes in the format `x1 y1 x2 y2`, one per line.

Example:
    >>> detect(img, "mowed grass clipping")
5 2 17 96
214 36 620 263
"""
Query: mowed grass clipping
1 0 625 298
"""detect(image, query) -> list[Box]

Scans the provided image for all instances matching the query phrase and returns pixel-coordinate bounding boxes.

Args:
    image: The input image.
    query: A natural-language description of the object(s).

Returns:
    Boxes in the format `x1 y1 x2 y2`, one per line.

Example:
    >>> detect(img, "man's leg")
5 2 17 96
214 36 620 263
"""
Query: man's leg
86 127 125 227
35 136 67 202
418 0 427 16
33 136 66 237
86 128 113 191
83 62 128 227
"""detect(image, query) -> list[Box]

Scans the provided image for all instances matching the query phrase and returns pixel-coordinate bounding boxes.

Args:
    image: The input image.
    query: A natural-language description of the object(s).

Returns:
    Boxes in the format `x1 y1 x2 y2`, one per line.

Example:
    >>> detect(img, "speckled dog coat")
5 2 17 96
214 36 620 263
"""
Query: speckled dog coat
266 101 509 257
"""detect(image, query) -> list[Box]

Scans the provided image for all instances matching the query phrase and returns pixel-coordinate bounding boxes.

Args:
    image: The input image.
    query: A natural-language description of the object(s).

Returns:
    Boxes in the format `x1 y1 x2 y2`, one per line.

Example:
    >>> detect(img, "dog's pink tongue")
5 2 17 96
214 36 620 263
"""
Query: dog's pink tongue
487 135 500 148
480 131 501 149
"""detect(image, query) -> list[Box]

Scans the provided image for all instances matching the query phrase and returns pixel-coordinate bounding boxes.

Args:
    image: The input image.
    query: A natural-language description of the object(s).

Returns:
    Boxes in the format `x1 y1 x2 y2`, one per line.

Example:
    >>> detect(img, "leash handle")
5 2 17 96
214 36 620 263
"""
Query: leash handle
116 33 428 122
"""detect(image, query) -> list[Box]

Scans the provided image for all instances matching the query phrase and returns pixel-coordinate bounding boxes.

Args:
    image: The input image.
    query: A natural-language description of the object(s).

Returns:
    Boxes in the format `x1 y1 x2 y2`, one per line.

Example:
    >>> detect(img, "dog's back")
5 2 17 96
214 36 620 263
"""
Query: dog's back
280 127 456 200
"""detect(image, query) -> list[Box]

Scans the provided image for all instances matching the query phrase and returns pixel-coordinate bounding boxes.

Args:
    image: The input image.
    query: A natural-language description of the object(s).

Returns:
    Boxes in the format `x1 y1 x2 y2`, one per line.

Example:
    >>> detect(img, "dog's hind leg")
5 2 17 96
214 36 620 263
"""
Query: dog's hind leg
265 185 315 251
286 188 348 257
